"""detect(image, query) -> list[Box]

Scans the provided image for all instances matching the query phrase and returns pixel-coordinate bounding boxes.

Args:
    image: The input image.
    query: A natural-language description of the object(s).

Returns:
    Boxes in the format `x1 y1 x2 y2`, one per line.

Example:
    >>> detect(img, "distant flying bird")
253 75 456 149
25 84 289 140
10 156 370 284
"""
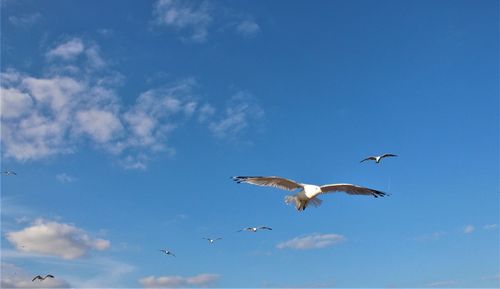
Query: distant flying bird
2 171 17 176
360 154 397 164
202 237 222 244
159 249 175 257
32 275 54 282
233 176 387 211
238 226 272 232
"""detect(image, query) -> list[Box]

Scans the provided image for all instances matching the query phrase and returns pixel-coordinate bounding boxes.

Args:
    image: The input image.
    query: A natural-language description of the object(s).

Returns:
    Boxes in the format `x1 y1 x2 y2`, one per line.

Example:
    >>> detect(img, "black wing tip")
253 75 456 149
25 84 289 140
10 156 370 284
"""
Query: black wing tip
372 190 389 198
232 176 265 183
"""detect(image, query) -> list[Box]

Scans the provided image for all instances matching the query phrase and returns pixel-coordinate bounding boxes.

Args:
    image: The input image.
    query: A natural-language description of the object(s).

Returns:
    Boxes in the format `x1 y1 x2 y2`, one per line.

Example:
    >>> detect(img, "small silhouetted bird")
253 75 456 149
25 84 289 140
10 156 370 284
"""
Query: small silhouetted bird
32 275 54 282
202 237 222 244
159 249 175 257
360 154 397 164
238 226 272 232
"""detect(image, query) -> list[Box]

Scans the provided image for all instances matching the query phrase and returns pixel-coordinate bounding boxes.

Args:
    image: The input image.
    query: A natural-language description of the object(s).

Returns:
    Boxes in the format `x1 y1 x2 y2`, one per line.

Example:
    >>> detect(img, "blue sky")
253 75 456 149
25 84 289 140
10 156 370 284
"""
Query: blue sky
1 0 498 288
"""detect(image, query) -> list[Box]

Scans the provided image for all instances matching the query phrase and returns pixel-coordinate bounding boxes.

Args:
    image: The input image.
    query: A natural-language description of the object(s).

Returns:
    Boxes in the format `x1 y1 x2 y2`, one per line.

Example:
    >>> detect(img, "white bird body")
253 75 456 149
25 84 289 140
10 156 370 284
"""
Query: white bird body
203 237 222 244
159 249 175 257
233 176 387 211
303 184 322 198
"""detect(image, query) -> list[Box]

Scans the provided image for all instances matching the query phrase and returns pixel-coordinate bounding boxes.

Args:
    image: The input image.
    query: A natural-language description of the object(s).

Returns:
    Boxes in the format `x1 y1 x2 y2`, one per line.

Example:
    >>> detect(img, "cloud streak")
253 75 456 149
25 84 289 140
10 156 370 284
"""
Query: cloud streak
153 0 212 42
139 273 220 288
46 38 85 60
277 233 346 250
56 173 75 183
425 280 458 287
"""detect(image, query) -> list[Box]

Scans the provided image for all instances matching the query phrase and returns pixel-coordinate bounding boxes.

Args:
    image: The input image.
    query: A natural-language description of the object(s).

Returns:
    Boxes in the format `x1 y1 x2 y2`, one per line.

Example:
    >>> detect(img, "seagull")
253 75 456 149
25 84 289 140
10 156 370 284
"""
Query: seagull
32 275 54 282
360 153 397 164
233 176 387 211
202 237 222 244
159 249 176 257
238 226 273 232
1 170 17 176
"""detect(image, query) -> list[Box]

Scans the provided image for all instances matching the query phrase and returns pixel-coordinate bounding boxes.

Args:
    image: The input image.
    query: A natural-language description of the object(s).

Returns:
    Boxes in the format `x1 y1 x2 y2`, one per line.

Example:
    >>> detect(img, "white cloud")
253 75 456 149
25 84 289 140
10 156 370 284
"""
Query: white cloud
198 103 215 122
153 0 212 42
425 280 458 287
139 274 220 288
8 13 42 26
6 219 110 259
84 44 106 69
1 263 70 288
463 224 475 234
1 37 264 169
483 224 497 230
56 173 75 183
208 92 263 139
0 87 33 119
236 20 260 37
46 38 85 60
75 109 123 143
276 233 346 250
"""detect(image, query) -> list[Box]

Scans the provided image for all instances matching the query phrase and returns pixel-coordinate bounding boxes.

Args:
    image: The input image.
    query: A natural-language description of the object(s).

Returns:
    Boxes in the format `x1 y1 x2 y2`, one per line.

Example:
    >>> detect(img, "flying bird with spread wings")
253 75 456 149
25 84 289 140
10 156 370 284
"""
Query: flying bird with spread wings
159 249 176 257
202 237 222 244
360 153 397 164
238 226 272 232
2 170 17 176
233 176 387 211
32 275 54 282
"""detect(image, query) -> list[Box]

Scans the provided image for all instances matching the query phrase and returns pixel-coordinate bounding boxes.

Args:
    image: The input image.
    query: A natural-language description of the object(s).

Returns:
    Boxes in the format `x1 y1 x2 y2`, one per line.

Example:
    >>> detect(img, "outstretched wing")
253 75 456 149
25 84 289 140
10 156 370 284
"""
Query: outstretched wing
381 153 397 159
32 276 42 282
360 157 377 163
258 226 272 230
232 176 302 191
320 183 387 198
215 237 222 241
45 275 54 279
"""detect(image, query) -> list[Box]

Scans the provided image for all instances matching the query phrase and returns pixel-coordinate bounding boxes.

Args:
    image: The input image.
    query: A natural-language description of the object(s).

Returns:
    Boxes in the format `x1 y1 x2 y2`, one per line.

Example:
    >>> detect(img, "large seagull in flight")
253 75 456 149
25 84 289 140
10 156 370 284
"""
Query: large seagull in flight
233 176 387 211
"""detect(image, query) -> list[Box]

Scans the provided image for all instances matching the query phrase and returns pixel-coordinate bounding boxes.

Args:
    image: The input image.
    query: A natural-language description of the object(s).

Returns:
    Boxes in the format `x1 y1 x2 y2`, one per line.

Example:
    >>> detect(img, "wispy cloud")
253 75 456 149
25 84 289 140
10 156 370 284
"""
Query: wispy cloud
236 19 260 37
481 273 500 281
463 224 475 234
8 12 42 27
415 231 447 241
139 273 220 288
1 37 263 169
56 173 75 183
207 91 264 140
64 257 135 288
425 280 458 287
153 0 212 42
276 233 346 250
6 219 110 259
483 224 497 230
46 38 85 60
152 0 261 42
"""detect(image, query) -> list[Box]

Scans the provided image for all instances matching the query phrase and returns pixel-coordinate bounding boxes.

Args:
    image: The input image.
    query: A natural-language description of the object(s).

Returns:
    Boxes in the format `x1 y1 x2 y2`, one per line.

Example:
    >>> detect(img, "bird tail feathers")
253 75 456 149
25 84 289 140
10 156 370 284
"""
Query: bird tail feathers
284 195 322 211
